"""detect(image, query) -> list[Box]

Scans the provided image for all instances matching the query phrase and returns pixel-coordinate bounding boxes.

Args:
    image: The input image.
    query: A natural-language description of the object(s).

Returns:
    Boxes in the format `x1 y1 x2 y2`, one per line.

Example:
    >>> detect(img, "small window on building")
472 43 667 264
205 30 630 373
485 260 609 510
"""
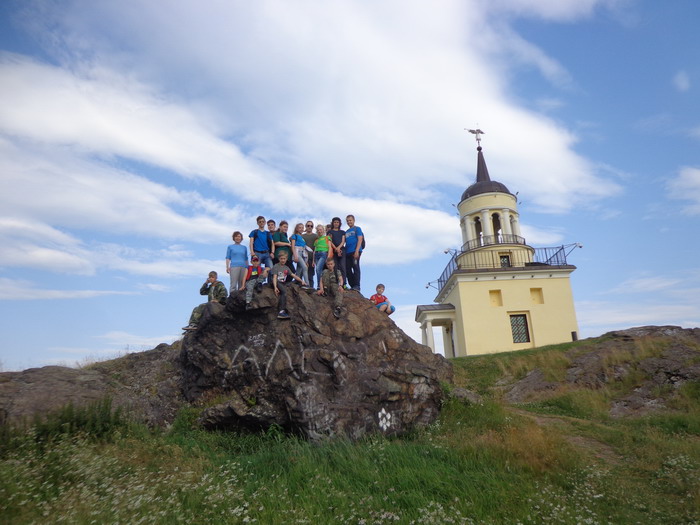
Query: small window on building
489 289 503 307
530 287 544 304
510 314 531 343
500 254 511 267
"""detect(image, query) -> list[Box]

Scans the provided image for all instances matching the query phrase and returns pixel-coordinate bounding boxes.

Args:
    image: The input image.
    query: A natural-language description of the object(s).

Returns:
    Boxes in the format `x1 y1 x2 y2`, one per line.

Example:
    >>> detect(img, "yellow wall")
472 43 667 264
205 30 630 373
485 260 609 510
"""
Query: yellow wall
444 271 578 356
458 192 516 215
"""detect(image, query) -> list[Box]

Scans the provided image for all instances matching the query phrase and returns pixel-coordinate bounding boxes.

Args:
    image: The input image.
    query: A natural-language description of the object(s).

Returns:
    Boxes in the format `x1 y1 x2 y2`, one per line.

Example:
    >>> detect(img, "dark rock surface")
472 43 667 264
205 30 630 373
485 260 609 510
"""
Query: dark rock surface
182 286 452 440
0 286 451 440
503 325 700 417
0 343 185 428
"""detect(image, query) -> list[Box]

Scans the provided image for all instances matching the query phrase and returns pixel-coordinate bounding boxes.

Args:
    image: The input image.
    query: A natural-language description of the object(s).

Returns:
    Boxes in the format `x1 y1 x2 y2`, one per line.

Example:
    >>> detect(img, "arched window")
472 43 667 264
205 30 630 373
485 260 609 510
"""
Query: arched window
491 213 502 242
474 217 483 246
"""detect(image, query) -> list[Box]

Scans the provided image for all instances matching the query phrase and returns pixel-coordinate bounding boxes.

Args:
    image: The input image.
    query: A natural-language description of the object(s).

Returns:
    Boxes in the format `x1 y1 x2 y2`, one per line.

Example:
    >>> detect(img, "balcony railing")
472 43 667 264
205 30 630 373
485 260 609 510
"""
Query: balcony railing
461 234 526 252
436 245 573 293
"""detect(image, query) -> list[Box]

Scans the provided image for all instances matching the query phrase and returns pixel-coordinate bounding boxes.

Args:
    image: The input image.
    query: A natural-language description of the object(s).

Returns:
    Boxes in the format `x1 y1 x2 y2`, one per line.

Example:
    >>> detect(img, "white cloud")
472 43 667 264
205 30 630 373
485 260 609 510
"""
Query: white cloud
667 166 700 215
0 277 137 300
0 0 626 286
673 70 691 92
576 300 700 337
485 0 616 21
96 330 178 350
0 218 94 275
8 1 621 213
607 276 682 294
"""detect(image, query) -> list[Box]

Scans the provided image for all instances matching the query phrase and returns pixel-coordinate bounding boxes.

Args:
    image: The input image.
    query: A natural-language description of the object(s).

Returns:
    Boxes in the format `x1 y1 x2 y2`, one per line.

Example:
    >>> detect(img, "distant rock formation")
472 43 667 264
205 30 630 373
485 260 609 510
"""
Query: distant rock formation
0 285 452 441
503 325 700 417
182 286 452 441
0 343 184 428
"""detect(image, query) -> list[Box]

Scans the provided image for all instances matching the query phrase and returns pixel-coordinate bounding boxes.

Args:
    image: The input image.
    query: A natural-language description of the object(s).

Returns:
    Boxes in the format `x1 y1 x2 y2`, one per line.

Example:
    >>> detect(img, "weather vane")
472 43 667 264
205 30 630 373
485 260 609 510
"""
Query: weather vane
465 127 485 148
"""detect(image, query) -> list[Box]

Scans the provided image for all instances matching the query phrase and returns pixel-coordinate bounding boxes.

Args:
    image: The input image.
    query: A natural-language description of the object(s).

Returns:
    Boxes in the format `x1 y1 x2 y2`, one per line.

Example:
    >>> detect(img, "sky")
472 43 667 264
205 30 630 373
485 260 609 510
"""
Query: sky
1 0 699 371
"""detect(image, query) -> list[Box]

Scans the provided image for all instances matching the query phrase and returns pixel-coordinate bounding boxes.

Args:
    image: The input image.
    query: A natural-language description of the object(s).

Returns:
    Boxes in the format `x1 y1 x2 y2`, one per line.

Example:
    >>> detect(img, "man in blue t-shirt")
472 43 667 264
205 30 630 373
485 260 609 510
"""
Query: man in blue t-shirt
344 214 364 292
248 215 274 270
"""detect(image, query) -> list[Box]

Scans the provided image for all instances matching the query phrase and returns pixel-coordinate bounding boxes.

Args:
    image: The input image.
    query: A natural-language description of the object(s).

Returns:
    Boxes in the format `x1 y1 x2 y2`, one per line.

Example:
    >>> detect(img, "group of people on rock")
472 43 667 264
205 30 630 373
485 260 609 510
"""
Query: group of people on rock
183 215 393 331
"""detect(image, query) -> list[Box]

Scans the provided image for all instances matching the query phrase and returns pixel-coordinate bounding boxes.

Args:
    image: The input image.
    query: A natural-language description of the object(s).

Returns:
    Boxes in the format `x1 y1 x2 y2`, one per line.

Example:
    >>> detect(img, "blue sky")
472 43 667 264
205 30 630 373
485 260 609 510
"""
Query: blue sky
1 0 699 371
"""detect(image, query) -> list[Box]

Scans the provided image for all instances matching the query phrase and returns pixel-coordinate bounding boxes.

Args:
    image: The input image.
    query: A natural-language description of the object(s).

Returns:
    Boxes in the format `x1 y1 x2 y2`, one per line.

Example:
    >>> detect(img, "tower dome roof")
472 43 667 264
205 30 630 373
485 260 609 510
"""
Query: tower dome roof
460 146 512 202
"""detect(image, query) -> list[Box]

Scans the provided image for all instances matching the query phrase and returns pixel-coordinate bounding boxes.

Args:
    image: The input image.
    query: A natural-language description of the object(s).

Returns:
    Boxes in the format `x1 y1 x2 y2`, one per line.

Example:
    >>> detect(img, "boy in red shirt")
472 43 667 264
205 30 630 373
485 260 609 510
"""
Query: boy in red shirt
370 283 395 315
243 255 270 309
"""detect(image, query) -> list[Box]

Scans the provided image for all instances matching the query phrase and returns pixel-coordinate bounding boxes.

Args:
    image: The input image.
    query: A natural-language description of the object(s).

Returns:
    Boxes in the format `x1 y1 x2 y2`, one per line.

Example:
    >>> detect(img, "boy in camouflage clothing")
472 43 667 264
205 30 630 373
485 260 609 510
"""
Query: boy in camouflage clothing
316 257 344 318
183 271 228 331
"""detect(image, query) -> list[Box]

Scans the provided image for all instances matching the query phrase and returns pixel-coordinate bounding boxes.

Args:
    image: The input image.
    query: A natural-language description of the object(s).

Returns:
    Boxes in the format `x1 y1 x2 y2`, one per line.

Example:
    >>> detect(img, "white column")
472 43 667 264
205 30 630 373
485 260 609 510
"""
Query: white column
421 321 435 351
460 216 470 245
480 210 493 239
442 326 454 358
501 209 512 235
511 215 522 237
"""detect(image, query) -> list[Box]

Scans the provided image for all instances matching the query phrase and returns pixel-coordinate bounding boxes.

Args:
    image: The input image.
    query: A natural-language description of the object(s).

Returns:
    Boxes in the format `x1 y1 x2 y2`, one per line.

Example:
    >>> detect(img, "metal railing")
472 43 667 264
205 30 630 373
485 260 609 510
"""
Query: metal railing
461 234 526 252
436 245 573 293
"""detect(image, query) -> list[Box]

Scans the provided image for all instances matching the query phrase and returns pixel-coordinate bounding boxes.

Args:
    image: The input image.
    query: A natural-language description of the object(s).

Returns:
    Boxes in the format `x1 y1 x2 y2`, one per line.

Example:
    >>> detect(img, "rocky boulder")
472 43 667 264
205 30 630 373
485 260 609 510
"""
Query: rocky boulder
0 343 185 427
501 325 700 417
181 285 452 441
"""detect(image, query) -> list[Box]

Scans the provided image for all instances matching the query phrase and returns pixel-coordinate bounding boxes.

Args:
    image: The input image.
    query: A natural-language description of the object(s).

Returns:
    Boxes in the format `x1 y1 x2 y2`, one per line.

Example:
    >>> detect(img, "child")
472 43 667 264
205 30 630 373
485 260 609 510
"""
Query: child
313 224 331 287
243 255 270 309
271 252 303 319
317 257 344 318
272 220 294 271
370 284 395 315
290 222 310 287
248 216 274 271
327 216 347 286
226 231 248 292
183 271 228 331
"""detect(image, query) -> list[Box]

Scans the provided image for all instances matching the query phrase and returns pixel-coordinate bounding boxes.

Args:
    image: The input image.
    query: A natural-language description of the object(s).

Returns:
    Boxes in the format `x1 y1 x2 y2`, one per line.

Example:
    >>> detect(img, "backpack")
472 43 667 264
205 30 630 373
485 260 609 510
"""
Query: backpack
255 229 273 252
349 226 366 250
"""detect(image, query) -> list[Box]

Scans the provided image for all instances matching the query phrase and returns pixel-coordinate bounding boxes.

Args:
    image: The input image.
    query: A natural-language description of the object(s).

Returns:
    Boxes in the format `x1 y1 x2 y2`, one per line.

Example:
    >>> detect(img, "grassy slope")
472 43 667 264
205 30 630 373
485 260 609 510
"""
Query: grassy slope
1 337 699 524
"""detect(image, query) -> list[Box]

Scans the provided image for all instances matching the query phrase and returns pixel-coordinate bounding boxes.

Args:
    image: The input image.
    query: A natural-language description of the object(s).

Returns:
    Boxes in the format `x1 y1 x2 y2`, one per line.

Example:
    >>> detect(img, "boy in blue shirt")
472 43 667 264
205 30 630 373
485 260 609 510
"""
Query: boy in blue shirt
344 214 364 291
248 216 274 271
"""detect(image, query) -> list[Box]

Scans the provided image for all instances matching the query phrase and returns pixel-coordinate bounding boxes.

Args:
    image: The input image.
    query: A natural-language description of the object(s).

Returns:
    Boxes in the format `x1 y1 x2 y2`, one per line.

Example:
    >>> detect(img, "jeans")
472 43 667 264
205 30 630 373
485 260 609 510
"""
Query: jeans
294 247 309 286
314 251 328 287
274 281 289 312
345 252 361 290
254 251 273 272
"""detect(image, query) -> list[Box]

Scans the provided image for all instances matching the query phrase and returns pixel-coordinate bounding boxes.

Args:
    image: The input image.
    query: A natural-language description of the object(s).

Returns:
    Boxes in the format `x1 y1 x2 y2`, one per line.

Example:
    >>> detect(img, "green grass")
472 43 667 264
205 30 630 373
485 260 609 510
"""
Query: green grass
2 337 700 524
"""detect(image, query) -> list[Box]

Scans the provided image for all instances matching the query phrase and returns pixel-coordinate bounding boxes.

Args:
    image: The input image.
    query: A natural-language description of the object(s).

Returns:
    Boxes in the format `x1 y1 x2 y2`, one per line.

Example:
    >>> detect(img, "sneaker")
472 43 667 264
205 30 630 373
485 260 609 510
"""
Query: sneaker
277 310 290 320
245 301 252 310
182 324 198 331
333 306 342 319
255 282 263 293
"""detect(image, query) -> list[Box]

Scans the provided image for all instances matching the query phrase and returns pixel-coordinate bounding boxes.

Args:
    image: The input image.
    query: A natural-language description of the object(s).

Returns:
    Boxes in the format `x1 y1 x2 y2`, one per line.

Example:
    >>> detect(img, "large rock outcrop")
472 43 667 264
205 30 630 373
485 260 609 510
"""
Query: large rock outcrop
502 325 700 416
181 285 452 440
0 343 185 427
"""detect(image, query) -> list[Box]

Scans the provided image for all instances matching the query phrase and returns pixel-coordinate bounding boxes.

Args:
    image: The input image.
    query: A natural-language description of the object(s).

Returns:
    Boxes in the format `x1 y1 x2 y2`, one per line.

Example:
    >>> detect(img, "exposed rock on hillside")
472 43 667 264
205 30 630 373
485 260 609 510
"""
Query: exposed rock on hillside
503 325 700 416
182 286 452 440
0 343 184 427
0 286 451 440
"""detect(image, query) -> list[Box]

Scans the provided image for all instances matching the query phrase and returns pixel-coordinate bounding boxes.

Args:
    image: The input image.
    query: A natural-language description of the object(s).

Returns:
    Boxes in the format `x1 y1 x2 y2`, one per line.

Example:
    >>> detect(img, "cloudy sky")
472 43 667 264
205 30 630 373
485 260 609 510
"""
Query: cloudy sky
1 0 699 371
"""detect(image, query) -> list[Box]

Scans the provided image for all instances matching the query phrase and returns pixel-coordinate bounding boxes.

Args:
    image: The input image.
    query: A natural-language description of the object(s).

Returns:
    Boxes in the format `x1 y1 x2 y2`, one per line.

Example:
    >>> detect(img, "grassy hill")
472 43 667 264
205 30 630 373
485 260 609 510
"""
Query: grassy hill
2 328 699 524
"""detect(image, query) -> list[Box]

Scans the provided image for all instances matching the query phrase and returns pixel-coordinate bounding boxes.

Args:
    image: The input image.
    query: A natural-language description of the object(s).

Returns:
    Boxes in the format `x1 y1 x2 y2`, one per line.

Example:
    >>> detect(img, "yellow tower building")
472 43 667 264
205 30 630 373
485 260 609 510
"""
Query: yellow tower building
416 134 580 357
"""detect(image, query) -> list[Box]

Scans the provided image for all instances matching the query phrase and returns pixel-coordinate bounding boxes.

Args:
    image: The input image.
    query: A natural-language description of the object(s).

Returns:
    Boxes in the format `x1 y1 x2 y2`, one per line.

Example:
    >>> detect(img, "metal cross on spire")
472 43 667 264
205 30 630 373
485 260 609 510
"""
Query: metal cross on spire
466 127 485 148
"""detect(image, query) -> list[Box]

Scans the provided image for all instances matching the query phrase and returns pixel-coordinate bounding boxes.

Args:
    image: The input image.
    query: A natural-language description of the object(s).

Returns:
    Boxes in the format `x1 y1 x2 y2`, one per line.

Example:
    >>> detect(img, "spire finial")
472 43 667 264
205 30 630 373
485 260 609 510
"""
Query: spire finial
466 127 485 150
